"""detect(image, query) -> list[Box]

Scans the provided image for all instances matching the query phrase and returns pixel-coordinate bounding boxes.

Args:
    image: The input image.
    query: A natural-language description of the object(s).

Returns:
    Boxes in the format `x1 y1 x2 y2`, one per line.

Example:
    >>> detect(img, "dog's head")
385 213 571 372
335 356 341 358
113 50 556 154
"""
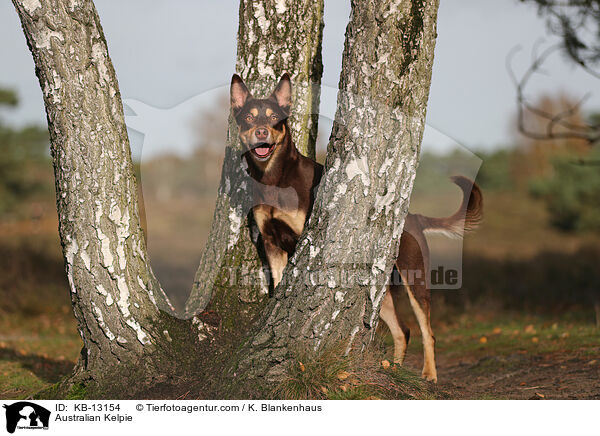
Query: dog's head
230 73 292 164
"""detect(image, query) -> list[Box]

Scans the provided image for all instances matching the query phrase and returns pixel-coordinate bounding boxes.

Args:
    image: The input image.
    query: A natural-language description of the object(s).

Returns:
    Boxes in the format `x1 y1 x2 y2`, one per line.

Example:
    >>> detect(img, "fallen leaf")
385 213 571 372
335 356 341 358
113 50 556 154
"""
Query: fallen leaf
381 360 391 369
535 393 545 398
587 360 597 366
524 324 536 334
492 327 502 335
531 337 539 343
366 396 381 400
298 362 305 372
520 382 527 386
340 385 348 392
479 336 488 344
337 371 350 381
320 386 328 394
560 332 570 338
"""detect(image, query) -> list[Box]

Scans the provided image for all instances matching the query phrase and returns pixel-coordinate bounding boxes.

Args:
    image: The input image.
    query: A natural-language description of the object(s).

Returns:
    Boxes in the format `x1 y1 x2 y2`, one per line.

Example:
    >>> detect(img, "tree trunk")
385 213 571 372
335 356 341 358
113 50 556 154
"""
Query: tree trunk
11 0 195 392
185 0 324 329
13 0 438 395
234 0 440 379
12 0 325 393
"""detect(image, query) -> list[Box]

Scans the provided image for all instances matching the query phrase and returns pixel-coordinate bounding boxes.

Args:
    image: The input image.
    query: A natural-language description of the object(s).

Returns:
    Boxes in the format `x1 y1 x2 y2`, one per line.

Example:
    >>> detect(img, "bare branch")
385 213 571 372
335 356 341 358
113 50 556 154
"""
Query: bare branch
507 43 600 144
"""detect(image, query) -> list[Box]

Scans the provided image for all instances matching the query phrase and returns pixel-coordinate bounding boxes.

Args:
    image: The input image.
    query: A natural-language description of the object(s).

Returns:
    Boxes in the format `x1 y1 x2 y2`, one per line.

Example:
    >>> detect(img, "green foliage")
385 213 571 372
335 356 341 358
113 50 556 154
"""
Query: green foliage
476 148 514 191
457 245 600 313
588 112 600 128
0 88 51 216
0 89 18 107
0 125 51 215
413 149 482 195
529 149 600 232
413 148 513 199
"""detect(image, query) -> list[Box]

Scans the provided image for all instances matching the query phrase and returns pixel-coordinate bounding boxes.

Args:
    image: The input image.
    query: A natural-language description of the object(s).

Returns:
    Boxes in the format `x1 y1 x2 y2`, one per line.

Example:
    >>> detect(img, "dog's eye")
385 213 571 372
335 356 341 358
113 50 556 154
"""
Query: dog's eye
245 114 254 123
270 114 279 121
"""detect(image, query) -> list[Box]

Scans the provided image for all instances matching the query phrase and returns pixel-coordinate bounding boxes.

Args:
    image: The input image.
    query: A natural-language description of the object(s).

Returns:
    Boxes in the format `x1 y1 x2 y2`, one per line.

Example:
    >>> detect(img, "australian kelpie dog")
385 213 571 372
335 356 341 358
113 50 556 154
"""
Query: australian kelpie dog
230 73 482 382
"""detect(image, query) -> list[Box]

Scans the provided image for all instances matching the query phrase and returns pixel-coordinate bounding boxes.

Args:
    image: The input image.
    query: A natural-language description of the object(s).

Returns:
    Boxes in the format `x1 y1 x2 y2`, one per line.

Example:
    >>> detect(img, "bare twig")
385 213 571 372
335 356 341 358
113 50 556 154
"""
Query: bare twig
507 43 600 144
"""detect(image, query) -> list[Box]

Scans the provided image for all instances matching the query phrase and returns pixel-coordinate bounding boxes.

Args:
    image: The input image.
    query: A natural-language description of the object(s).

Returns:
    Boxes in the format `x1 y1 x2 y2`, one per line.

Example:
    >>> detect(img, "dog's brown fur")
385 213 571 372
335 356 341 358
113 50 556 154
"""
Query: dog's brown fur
230 73 482 382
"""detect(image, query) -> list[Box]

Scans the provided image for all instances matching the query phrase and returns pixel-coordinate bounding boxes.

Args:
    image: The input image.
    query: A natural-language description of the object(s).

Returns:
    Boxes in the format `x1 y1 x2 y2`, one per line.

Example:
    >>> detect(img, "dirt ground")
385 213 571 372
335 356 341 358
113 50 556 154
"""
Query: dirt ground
399 332 600 399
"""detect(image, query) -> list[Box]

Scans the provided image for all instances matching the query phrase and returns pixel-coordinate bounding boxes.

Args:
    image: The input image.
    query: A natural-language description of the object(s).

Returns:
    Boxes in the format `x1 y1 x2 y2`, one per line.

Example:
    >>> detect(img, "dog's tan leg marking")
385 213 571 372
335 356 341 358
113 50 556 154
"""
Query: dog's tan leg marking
253 205 289 290
405 283 437 383
379 290 408 365
268 245 288 289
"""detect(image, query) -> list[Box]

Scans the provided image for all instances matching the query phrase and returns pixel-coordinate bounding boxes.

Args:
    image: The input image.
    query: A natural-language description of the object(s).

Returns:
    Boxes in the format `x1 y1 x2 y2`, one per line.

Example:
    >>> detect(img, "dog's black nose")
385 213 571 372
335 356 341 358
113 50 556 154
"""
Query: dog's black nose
255 128 268 140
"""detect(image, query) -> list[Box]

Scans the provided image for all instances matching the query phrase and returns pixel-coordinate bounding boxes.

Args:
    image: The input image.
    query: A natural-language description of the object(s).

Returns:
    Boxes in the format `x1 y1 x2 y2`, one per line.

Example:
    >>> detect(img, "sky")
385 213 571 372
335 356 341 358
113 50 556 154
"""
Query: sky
1 0 599 156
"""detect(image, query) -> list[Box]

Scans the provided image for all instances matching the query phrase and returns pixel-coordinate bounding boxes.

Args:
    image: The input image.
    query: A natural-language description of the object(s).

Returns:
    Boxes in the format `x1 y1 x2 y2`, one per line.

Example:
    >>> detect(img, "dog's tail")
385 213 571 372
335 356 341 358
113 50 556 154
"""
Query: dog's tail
417 176 483 239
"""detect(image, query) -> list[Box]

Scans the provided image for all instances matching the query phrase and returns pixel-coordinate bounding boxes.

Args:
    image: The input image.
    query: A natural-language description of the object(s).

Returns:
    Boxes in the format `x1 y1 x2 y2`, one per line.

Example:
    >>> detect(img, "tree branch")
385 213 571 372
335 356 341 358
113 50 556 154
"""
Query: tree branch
507 43 600 144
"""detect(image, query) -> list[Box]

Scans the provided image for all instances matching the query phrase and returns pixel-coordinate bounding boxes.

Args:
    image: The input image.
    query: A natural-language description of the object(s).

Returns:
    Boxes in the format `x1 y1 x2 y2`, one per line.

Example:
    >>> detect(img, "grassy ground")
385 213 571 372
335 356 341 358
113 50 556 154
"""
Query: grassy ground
0 312 79 399
1 306 598 400
425 313 599 399
0 216 80 399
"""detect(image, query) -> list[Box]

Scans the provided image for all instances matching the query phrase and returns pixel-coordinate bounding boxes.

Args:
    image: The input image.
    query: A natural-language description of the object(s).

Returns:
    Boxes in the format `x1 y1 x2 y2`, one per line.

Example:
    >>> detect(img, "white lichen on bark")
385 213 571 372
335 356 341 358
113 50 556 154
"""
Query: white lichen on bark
186 0 324 318
235 0 440 379
13 0 179 374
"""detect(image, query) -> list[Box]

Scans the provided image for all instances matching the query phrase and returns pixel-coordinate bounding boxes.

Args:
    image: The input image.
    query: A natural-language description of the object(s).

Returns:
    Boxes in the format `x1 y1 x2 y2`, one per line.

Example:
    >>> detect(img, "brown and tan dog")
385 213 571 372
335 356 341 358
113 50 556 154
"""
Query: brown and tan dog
230 73 482 382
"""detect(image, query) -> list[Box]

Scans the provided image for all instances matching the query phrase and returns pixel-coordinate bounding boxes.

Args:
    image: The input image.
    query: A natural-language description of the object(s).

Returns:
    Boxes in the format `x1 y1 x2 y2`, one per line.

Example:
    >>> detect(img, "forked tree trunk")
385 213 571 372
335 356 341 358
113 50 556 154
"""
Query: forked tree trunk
12 0 325 392
234 0 440 379
185 0 324 329
13 0 439 395
11 0 187 388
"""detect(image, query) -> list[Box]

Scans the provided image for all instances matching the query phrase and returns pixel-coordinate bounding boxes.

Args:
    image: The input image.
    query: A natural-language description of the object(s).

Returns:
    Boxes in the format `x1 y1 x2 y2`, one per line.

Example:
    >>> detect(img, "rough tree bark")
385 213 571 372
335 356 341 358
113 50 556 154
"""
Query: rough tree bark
234 0 441 379
12 0 325 393
13 0 439 395
185 0 324 328
11 0 193 391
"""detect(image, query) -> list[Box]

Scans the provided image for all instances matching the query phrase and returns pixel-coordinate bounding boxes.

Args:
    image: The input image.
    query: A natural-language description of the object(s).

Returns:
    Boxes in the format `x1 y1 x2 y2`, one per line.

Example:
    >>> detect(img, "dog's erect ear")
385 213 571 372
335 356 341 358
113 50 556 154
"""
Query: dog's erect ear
271 73 292 114
230 74 250 111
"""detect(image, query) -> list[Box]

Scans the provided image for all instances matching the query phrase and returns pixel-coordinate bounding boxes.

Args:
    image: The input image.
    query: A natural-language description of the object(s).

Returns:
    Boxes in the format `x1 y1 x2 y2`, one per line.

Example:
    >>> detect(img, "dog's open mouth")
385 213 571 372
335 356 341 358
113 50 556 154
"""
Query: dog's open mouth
251 142 276 159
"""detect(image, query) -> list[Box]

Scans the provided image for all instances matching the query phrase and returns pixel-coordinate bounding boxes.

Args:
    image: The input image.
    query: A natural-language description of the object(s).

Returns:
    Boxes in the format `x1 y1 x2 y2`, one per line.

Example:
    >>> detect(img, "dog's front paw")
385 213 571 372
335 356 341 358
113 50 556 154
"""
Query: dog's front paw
421 370 438 383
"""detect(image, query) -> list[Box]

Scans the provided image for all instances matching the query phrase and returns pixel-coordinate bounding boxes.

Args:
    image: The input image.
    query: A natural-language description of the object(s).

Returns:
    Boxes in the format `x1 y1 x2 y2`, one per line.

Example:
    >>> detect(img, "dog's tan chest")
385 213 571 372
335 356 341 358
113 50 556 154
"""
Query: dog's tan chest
253 204 306 237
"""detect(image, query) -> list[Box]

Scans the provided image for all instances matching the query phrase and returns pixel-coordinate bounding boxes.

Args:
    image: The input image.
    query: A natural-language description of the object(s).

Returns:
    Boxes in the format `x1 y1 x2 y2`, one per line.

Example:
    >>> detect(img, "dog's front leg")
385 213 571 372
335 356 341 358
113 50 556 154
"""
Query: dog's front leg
263 239 288 290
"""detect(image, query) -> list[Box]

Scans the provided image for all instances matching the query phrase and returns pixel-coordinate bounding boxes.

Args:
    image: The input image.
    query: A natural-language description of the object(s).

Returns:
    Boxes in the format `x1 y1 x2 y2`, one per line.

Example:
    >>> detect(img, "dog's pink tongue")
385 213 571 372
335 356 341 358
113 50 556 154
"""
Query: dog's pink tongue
254 146 271 156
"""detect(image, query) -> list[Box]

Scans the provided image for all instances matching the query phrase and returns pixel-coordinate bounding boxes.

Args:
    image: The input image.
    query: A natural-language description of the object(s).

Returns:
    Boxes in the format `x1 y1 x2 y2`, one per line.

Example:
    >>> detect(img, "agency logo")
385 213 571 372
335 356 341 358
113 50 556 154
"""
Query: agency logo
2 402 50 434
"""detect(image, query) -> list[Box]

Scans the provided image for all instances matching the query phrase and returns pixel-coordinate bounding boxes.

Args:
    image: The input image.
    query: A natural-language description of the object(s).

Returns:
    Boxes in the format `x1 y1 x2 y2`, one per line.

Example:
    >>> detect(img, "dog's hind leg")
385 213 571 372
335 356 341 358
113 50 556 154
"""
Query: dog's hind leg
396 229 437 383
404 282 437 382
380 287 410 365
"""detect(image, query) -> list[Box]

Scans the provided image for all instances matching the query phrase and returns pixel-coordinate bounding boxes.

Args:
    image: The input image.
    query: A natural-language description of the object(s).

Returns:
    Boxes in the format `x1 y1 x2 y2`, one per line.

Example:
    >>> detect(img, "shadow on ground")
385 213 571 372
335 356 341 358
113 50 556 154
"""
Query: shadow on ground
0 347 74 384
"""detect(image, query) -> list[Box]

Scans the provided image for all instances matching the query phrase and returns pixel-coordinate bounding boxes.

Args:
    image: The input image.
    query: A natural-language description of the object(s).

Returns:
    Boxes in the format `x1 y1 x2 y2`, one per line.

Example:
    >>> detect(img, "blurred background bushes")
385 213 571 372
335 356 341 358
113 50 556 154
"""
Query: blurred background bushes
0 88 599 319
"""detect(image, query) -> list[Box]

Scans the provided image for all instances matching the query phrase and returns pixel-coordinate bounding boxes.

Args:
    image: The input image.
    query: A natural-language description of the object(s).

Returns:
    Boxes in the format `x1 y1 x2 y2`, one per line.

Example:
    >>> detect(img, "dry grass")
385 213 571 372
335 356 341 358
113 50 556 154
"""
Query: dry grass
273 342 443 400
